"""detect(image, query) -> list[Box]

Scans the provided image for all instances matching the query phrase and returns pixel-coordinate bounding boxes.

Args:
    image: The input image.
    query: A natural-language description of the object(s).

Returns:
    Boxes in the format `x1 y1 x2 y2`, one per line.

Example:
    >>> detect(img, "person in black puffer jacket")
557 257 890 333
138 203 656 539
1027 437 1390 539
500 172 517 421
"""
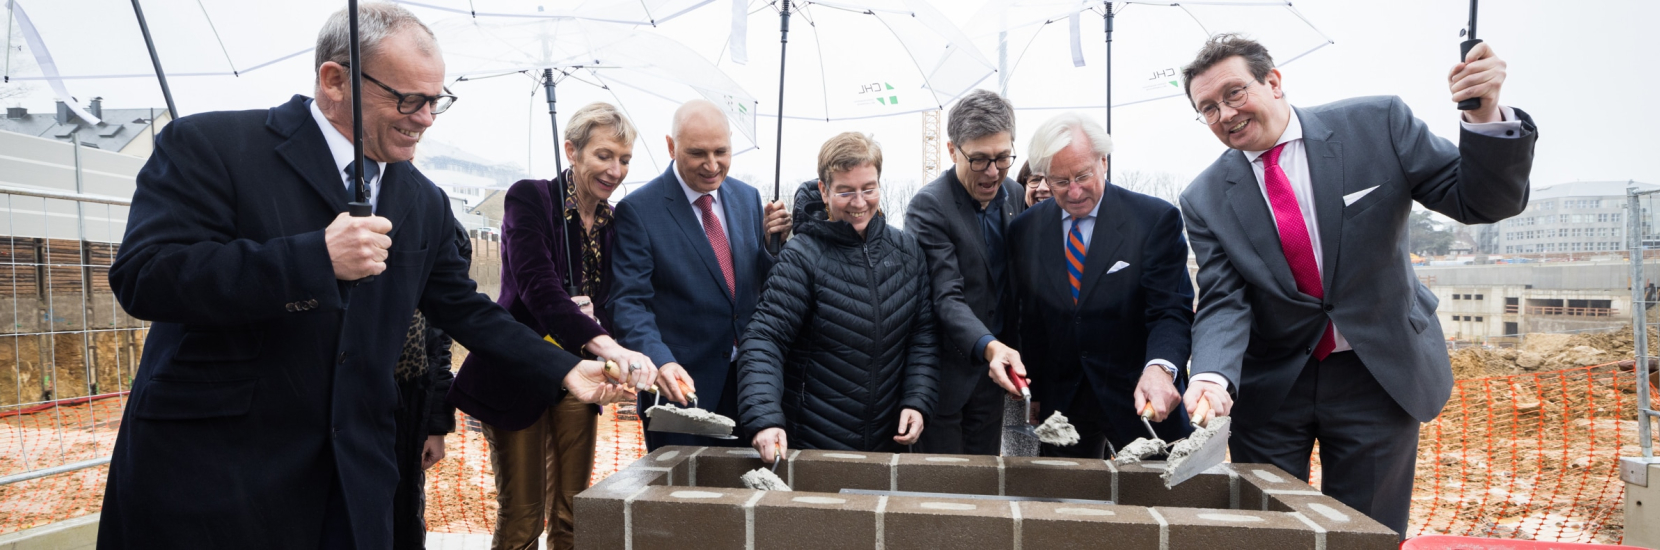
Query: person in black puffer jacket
738 132 940 461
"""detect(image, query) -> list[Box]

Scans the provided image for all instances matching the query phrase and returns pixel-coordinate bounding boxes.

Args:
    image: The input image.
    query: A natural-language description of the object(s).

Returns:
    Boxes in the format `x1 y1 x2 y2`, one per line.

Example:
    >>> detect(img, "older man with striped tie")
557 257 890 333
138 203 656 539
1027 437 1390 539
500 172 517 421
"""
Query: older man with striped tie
995 112 1196 459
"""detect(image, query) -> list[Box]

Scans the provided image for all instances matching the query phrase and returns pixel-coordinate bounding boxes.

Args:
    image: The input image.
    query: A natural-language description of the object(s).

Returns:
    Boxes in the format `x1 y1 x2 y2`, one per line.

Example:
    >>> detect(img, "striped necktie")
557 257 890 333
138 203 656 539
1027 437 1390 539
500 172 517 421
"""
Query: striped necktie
1066 216 1088 304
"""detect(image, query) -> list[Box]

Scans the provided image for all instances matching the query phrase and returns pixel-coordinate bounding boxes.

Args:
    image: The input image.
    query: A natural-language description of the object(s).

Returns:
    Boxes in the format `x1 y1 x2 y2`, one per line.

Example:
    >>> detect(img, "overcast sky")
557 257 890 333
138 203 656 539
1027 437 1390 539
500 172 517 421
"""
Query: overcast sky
4 0 1655 199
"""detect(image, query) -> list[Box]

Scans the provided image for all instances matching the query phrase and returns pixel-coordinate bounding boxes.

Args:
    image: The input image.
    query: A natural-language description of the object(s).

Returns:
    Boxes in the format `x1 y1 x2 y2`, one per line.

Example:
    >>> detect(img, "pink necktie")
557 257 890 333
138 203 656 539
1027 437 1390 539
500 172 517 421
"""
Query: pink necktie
694 194 736 298
1262 143 1336 360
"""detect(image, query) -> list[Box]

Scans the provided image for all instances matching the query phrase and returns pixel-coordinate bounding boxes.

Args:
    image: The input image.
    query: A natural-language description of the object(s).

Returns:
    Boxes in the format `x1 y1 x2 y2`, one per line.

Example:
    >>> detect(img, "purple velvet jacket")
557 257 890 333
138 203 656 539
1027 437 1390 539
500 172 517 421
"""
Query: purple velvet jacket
450 173 614 430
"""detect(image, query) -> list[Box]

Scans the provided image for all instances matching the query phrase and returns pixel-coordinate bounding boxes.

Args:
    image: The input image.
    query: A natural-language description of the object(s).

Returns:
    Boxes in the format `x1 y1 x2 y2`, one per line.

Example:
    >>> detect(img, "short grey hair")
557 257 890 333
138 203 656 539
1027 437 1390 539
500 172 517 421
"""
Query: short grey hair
1026 112 1113 175
314 3 437 79
946 90 1016 146
566 102 639 156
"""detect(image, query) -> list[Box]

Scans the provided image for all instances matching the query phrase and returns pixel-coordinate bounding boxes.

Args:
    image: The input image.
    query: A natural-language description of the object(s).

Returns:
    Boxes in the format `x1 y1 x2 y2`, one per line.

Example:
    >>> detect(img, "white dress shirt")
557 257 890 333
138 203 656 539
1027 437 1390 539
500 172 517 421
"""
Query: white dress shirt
1191 106 1523 391
308 100 386 212
1061 198 1179 379
673 162 730 239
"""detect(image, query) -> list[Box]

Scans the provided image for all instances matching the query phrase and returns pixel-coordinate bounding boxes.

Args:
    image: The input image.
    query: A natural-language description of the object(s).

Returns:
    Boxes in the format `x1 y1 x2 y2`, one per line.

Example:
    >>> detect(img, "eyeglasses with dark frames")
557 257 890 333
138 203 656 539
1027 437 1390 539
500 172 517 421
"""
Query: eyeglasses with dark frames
339 62 458 115
960 152 1017 172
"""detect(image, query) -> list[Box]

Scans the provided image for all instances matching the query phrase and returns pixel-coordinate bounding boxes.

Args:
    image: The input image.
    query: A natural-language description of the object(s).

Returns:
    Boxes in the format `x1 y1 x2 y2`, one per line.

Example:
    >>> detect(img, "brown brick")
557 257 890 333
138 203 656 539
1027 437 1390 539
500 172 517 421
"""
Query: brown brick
1157 507 1318 550
641 446 695 486
882 495 1014 550
1017 502 1160 550
629 486 755 548
753 491 882 549
895 453 1000 496
1236 463 1312 511
693 447 773 489
574 467 668 550
790 450 894 493
1003 457 1115 502
1268 493 1399 550
1115 462 1231 508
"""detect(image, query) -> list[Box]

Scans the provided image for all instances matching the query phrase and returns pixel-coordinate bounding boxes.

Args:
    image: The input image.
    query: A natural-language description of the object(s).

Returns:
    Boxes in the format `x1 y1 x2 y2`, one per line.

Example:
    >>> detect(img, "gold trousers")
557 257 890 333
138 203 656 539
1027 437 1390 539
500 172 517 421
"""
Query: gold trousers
482 393 597 550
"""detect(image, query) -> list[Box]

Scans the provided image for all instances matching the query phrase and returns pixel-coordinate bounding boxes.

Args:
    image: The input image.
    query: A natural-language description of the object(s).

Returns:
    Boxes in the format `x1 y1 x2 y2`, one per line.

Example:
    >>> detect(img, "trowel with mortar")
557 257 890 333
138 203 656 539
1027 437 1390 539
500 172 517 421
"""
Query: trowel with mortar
1113 403 1170 466
1161 396 1231 489
603 361 737 440
1004 365 1081 447
741 442 791 491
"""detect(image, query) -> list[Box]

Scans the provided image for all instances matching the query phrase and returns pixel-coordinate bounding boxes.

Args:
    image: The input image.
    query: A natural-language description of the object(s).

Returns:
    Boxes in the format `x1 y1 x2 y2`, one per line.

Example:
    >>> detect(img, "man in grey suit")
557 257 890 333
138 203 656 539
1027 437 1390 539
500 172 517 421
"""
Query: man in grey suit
904 90 1028 455
1179 35 1535 535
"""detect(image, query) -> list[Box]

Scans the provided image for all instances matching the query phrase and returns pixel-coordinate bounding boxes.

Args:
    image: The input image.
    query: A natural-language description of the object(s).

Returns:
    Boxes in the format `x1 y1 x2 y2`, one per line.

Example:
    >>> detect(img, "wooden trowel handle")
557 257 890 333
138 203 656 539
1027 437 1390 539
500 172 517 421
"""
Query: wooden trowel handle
1140 402 1155 419
1193 397 1213 428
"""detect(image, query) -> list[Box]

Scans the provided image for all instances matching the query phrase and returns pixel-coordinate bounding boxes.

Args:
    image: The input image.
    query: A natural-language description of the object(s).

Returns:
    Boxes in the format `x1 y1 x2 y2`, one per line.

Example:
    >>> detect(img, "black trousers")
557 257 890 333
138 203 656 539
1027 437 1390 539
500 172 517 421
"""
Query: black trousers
642 361 746 451
1038 385 1115 459
1228 351 1419 538
915 373 1004 455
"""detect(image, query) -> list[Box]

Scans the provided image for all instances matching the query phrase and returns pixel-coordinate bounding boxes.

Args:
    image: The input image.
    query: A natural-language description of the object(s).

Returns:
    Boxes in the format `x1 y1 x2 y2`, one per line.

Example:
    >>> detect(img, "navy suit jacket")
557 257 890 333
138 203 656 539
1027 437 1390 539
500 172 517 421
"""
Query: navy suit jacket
99 95 579 550
609 167 774 427
1008 185 1195 449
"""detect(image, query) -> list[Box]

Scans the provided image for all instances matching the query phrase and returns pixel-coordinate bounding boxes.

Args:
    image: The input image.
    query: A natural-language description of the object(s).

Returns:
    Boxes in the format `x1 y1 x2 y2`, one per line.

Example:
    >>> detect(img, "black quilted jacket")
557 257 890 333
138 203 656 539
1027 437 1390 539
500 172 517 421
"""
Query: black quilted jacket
737 181 940 452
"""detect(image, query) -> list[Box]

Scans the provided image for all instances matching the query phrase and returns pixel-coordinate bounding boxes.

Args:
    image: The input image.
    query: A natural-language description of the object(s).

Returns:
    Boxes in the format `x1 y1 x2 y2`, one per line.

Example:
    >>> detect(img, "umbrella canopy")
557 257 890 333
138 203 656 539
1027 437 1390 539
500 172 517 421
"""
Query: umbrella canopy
429 15 760 163
964 0 1333 114
664 0 997 122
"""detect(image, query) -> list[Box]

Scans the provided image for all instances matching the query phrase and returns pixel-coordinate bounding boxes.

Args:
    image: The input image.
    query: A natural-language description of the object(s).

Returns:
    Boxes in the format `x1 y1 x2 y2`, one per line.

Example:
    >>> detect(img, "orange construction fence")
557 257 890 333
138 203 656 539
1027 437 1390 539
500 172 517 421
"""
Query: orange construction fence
0 364 1654 545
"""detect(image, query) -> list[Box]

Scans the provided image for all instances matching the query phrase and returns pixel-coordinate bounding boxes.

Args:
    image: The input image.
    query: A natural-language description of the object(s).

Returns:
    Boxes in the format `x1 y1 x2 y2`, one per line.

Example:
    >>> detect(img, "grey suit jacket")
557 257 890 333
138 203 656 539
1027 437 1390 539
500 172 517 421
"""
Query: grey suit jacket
904 170 1026 413
1181 96 1537 425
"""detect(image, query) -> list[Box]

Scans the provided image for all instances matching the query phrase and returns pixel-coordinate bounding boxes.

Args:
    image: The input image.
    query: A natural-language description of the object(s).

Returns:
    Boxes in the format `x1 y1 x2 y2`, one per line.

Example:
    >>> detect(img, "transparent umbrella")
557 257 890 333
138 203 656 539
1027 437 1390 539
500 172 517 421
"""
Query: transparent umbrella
964 0 1334 131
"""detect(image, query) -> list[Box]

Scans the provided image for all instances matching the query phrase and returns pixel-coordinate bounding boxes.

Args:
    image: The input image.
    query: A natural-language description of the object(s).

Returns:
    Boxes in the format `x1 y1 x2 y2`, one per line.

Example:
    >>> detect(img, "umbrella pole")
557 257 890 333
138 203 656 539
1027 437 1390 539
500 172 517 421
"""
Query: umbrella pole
129 0 177 121
1457 0 1481 111
542 68 580 297
347 0 370 214
767 0 792 256
1103 1 1113 135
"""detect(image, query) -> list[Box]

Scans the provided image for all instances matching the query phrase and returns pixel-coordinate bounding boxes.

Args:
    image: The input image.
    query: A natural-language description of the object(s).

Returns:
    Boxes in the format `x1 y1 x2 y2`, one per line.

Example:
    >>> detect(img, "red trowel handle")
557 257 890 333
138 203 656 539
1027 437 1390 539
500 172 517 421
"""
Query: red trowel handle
1005 364 1029 395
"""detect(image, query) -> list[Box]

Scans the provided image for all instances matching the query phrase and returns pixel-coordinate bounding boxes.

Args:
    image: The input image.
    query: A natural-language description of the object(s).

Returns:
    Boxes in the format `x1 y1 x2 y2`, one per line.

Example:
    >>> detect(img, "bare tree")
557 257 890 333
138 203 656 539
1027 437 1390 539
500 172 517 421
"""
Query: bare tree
879 177 921 227
1114 170 1185 206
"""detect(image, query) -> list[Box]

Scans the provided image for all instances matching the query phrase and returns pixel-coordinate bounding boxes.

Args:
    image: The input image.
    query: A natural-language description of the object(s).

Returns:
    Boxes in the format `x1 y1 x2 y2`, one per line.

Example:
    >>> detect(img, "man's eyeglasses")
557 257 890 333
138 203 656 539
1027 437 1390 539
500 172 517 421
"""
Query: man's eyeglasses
1195 84 1251 125
830 188 879 201
1046 171 1094 190
961 153 1016 172
340 62 458 115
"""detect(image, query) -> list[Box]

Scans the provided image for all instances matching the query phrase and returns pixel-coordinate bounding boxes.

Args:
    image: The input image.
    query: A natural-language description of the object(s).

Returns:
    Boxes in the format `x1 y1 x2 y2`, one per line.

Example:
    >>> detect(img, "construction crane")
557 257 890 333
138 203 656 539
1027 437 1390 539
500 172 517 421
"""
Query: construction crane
921 110 943 183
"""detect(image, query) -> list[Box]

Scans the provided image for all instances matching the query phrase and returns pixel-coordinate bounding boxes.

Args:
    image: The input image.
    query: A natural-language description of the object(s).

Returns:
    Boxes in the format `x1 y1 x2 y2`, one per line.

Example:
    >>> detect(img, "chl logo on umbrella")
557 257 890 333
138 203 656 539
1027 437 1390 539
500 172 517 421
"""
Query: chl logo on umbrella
856 82 899 106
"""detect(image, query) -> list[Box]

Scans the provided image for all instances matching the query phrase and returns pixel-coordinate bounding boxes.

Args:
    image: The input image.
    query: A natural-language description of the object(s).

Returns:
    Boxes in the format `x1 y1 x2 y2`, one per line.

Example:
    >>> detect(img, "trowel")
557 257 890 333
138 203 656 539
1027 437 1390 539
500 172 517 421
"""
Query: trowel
1161 397 1230 489
1003 364 1040 439
605 361 737 440
1113 403 1170 465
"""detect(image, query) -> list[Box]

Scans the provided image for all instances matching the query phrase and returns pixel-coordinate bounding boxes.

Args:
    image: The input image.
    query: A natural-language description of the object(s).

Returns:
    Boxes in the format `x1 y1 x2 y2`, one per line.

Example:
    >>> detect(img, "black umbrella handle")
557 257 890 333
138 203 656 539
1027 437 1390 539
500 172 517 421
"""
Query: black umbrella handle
1457 0 1481 111
767 233 782 255
348 202 376 283
1457 39 1482 111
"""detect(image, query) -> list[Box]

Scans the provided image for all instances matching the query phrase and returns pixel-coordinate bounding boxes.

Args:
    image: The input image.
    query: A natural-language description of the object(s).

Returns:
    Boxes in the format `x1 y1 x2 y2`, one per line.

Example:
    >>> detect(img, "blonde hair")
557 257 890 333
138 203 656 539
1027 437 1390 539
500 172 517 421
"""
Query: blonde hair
816 132 883 187
565 102 638 157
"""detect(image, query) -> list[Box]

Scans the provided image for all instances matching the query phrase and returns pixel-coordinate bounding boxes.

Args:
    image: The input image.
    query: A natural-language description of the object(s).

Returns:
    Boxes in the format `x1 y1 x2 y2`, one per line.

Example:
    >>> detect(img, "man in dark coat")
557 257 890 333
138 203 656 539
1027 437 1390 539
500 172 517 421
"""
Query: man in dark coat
97 6 636 549
1000 113 1195 459
610 100 790 450
903 90 1027 455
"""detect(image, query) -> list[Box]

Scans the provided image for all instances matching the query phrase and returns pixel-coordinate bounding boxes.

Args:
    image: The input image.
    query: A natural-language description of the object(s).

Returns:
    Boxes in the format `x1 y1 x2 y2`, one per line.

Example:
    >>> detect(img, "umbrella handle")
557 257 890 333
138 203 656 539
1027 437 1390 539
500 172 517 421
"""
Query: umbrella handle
767 233 782 255
1456 39 1483 111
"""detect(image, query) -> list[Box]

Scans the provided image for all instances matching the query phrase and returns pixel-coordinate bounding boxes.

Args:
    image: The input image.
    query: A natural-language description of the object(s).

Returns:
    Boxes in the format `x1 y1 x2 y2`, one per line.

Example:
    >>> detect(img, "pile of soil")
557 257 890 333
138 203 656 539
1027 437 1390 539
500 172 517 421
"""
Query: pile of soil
1449 326 1659 380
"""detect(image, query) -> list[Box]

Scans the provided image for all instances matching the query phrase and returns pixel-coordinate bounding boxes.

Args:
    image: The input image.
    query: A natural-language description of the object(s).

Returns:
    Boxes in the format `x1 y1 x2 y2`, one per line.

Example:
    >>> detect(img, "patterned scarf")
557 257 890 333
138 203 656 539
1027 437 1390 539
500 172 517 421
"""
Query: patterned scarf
562 170 614 298
394 310 428 382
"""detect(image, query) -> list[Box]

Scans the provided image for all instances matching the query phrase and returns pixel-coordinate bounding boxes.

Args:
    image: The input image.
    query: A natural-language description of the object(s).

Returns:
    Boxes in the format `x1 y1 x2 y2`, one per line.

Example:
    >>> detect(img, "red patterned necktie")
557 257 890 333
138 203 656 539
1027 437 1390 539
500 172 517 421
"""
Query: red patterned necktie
694 194 737 298
1262 143 1336 360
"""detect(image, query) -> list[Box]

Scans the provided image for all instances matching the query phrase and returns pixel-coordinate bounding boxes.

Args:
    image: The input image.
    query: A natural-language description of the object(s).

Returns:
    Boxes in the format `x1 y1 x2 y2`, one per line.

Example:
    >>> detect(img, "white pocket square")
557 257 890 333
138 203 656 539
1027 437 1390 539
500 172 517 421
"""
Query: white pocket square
1343 186 1380 206
1107 261 1130 274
